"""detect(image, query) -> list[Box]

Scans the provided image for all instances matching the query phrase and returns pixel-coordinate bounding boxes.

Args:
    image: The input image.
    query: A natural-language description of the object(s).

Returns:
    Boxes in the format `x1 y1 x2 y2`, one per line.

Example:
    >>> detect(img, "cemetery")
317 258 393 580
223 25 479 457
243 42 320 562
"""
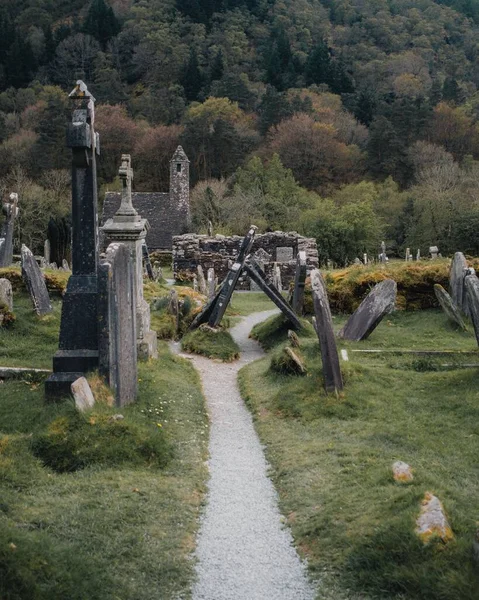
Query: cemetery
0 81 478 600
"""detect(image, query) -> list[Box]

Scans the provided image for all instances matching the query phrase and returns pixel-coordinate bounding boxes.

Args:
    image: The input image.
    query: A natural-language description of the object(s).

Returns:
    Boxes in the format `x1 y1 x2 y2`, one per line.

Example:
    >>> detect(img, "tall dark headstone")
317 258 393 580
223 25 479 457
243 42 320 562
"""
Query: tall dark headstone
310 269 343 394
338 279 397 341
98 243 137 406
0 193 18 268
45 81 100 398
292 250 307 315
21 245 52 316
449 252 469 315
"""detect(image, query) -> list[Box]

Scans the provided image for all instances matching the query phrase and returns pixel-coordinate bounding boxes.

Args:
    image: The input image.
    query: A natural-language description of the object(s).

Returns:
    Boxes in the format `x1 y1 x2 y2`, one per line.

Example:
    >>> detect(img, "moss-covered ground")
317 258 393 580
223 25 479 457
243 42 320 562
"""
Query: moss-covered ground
239 308 479 600
0 293 208 599
181 327 240 361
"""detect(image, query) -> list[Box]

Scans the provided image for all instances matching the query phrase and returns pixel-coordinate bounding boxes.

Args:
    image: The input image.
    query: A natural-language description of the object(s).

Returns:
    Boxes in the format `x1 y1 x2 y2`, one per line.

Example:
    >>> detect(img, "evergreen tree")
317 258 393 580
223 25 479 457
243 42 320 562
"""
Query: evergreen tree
354 90 376 126
32 87 69 173
442 76 460 104
265 28 296 91
83 0 121 50
181 48 204 102
210 49 225 82
304 40 332 87
258 86 291 135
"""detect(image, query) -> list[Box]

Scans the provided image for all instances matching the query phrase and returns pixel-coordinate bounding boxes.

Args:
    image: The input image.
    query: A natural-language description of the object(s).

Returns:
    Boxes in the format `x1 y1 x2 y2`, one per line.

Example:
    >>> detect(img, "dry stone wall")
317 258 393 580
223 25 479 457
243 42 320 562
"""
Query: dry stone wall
173 231 319 290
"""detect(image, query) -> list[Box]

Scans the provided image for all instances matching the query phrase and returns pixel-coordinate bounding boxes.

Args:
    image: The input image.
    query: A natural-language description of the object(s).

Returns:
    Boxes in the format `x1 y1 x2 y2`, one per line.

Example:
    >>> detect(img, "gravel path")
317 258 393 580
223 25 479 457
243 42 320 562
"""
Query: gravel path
184 310 316 600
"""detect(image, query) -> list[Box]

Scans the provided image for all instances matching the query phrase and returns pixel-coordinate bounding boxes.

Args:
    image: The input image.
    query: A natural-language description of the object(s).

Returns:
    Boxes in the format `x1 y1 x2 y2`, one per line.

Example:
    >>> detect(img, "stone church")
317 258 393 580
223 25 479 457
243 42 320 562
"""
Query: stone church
101 146 190 250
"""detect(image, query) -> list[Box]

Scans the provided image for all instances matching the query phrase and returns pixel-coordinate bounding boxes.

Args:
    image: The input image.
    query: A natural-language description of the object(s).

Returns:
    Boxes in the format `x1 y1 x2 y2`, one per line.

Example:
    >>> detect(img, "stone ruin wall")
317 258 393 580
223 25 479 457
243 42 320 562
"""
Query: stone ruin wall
172 231 319 290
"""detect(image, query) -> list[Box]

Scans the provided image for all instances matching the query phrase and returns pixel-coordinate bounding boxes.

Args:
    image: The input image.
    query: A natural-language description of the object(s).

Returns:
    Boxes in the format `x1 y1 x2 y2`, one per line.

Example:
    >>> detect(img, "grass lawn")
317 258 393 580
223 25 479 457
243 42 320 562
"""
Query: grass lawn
1 294 208 599
240 308 479 600
181 327 240 361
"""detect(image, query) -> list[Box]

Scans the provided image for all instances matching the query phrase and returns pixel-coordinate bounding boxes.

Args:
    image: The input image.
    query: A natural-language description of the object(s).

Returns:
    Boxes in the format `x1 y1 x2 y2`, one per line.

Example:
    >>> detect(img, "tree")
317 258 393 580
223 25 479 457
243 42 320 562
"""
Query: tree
181 48 204 102
134 124 182 191
83 0 121 50
31 87 69 174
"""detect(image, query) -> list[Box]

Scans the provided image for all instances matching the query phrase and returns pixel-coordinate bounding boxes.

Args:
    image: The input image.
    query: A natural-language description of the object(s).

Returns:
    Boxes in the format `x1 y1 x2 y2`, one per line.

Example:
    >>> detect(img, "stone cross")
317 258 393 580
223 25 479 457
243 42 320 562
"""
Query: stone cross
117 154 136 217
0 192 19 268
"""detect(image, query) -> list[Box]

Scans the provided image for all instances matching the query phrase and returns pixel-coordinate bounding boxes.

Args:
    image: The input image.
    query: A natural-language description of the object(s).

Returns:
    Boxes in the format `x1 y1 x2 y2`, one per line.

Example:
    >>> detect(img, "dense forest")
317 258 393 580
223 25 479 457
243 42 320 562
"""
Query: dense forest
1 0 479 263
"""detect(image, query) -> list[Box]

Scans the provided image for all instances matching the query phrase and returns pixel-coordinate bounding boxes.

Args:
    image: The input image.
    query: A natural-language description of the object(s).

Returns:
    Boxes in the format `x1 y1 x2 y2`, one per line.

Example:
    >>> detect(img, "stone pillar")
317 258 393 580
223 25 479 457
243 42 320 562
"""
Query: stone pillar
45 81 101 398
0 193 18 268
169 145 190 230
101 155 158 360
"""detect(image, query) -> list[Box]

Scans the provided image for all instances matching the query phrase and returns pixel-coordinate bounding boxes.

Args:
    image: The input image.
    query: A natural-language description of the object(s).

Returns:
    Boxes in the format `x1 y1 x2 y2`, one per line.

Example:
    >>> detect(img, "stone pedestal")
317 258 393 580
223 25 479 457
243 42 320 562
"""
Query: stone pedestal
101 155 157 360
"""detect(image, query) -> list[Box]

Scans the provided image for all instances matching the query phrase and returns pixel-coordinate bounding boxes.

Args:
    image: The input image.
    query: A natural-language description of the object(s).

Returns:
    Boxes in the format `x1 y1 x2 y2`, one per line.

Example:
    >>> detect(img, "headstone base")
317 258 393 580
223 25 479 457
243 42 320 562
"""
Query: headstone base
45 371 84 400
45 349 99 400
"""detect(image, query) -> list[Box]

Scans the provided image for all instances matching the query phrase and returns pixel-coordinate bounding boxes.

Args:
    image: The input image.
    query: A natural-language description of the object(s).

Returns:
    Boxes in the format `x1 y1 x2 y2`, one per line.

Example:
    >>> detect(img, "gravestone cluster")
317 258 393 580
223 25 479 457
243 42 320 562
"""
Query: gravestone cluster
45 81 155 406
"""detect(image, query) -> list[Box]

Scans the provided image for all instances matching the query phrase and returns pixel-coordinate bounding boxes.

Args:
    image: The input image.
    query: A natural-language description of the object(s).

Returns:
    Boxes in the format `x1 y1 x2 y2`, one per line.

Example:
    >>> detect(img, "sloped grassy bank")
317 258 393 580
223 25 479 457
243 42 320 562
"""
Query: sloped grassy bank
0 293 208 599
239 311 479 600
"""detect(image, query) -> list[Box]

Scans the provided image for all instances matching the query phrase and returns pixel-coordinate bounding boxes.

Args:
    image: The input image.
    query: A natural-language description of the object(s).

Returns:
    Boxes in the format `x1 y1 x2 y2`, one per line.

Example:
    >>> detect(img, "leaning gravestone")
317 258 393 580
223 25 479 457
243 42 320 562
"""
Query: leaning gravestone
207 267 215 300
338 279 396 341
433 284 467 330
449 252 469 315
292 250 307 315
310 269 343 394
465 272 479 347
21 244 52 316
0 278 13 311
98 243 137 407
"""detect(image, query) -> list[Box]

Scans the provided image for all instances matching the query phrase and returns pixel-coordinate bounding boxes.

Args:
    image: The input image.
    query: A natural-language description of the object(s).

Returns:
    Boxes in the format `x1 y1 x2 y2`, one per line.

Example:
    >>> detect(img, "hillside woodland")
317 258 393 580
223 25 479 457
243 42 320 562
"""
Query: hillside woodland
2 0 479 262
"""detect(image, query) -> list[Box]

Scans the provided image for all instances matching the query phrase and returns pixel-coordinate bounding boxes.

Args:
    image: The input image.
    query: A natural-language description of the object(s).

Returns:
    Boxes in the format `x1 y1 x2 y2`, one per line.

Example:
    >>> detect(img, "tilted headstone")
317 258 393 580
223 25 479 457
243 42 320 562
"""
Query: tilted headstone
207 267 215 300
338 279 397 341
310 269 343 393
449 252 469 316
276 246 293 262
71 376 95 412
102 155 158 360
46 81 101 398
0 278 13 311
44 239 51 265
98 243 137 407
433 284 467 331
197 264 207 296
21 244 52 316
465 272 479 347
0 193 19 268
292 250 307 315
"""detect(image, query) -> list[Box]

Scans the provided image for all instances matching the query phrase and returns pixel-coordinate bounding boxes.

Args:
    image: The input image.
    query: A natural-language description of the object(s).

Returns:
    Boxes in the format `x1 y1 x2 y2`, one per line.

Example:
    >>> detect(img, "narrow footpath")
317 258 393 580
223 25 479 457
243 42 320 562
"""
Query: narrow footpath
184 310 316 600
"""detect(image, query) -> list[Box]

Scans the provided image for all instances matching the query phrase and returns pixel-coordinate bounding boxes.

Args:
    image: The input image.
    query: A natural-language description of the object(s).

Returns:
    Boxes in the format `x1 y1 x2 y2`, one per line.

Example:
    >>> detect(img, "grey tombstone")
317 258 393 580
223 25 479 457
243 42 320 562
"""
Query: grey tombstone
207 267 215 300
380 241 386 263
102 155 158 360
46 81 101 398
71 376 95 412
0 278 13 311
152 261 162 282
21 244 52 316
310 269 343 393
62 259 70 271
416 249 421 261
363 253 368 265
405 248 411 261
142 240 154 280
338 279 397 341
292 250 307 315
98 243 137 407
276 246 293 262
465 272 479 347
193 275 198 292
354 257 361 265
168 288 180 333
197 264 208 295
207 220 213 237
429 246 439 259
44 239 51 265
449 252 469 315
272 262 282 291
433 284 467 330
0 193 19 268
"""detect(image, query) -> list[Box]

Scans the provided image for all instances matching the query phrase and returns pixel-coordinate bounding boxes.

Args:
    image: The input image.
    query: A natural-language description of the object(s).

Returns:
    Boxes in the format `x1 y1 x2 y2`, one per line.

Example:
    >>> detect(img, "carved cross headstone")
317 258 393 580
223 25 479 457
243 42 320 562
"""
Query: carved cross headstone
0 193 19 268
21 244 52 316
310 269 343 394
338 279 396 341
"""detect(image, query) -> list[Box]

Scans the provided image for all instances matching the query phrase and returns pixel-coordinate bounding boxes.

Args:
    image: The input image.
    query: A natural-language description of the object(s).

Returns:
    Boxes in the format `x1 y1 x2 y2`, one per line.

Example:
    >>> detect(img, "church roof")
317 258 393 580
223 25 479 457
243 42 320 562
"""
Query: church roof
101 192 187 250
170 145 189 162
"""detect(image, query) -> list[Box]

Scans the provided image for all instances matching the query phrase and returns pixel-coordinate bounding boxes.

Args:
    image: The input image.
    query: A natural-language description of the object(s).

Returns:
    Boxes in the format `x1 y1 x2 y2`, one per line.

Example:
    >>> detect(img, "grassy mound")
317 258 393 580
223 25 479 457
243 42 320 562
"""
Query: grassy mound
301 259 479 313
149 284 207 340
31 407 171 473
250 314 315 350
181 326 240 361
0 266 69 296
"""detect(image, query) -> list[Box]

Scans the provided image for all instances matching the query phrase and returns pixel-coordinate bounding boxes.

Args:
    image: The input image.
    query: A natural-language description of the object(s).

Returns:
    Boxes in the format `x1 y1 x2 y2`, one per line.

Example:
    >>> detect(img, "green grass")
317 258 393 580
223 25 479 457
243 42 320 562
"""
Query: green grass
239 309 479 600
227 291 277 316
181 326 240 361
250 313 316 350
1 341 208 599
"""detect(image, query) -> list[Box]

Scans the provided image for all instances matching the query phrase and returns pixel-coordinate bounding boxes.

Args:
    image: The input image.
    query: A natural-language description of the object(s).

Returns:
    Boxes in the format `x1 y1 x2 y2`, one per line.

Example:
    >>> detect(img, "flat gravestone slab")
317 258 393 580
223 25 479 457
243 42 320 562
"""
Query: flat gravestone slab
465 273 479 347
21 244 52 316
310 269 343 393
276 246 293 262
338 279 396 341
0 278 13 311
449 252 468 315
434 284 467 330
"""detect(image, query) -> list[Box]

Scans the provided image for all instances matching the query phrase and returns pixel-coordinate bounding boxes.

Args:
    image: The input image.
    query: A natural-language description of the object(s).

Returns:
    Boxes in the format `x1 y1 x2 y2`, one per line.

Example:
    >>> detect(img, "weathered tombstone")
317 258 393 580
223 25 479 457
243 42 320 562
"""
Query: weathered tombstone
207 267 215 300
0 278 13 311
292 250 307 315
21 244 52 316
142 240 154 280
46 81 101 398
71 376 95 412
152 261 162 282
449 252 469 315
40 257 47 269
310 269 343 393
354 257 361 265
338 279 397 341
429 246 438 259
167 288 180 333
102 155 158 360
405 248 411 261
276 246 293 262
197 265 207 295
44 239 51 265
465 272 479 346
416 249 421 261
363 253 368 265
433 284 467 331
0 193 18 268
62 259 70 271
98 243 137 407
272 263 282 291
207 220 213 237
